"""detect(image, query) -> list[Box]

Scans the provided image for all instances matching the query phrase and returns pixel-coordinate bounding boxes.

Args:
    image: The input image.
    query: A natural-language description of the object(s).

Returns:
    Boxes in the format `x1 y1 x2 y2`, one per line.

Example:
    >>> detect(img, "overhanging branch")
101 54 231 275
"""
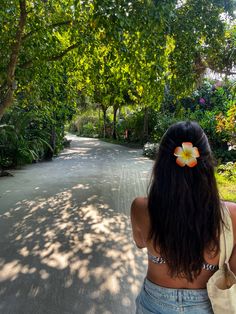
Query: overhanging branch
22 20 72 41
47 43 79 61
20 42 80 68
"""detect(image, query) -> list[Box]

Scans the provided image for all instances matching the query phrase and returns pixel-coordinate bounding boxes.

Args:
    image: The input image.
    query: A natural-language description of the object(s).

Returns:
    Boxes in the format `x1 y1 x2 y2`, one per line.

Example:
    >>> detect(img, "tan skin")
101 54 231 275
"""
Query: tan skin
131 198 236 289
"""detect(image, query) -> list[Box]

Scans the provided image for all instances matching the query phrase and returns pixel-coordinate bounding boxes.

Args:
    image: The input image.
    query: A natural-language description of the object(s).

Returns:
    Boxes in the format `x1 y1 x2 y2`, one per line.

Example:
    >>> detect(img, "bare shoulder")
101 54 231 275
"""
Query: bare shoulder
131 197 148 210
130 197 149 223
130 197 150 246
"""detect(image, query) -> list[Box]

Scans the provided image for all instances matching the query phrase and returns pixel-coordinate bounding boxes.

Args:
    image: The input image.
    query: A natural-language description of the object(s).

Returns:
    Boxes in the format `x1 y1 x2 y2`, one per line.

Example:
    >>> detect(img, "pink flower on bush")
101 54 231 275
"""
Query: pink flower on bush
199 97 206 104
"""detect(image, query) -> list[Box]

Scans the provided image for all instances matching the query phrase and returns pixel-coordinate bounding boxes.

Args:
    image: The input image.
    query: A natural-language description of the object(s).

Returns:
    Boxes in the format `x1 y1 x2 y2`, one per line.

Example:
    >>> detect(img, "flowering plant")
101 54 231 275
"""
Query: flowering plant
199 97 206 104
174 142 200 167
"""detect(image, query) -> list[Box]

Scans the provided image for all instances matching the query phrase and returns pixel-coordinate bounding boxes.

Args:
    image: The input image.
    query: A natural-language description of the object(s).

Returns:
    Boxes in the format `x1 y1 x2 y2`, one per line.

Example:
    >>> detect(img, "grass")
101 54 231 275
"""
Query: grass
216 173 236 202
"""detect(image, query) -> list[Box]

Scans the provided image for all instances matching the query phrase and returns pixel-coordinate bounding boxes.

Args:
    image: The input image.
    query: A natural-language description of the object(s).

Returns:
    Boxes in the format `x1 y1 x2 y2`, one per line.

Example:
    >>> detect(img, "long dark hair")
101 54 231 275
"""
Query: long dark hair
148 121 223 281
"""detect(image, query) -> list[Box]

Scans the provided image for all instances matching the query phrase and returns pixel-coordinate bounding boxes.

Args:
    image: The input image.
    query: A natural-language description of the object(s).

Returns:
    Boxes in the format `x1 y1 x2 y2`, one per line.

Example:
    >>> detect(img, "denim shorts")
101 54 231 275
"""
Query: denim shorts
136 278 214 314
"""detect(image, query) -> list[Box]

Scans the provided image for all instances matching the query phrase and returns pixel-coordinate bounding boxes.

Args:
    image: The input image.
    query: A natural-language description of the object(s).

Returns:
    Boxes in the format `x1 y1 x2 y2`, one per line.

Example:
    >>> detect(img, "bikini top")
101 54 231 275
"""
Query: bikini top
147 206 234 273
148 252 219 272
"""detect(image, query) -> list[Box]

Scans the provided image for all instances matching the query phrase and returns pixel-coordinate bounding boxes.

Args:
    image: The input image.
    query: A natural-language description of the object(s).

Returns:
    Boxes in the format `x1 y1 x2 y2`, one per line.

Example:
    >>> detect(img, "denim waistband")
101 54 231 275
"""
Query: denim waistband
144 278 209 302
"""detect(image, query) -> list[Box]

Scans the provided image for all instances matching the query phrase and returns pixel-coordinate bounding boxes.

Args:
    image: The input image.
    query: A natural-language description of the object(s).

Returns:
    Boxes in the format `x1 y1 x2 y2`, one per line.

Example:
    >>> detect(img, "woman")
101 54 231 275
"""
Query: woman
131 121 236 314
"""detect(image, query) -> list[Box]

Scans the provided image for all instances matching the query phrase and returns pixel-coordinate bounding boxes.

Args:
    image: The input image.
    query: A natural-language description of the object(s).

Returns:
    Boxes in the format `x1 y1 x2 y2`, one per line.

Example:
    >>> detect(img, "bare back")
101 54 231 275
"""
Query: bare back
131 197 236 289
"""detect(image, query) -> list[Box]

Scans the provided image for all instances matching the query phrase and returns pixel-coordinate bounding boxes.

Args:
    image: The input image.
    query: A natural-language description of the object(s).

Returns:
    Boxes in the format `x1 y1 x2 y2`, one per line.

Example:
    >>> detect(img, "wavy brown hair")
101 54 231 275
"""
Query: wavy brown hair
148 121 223 281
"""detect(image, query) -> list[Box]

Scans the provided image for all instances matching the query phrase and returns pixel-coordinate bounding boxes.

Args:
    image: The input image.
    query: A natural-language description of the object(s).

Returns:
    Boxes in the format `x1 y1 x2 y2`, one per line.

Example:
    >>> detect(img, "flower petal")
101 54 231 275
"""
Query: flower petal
192 147 200 158
186 157 197 168
176 156 186 167
174 146 183 156
182 142 193 152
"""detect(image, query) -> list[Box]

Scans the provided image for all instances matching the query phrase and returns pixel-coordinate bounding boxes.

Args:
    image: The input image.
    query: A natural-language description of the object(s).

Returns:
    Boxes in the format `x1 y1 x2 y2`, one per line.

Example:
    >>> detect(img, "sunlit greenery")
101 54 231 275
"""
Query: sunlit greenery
216 174 236 202
0 1 235 171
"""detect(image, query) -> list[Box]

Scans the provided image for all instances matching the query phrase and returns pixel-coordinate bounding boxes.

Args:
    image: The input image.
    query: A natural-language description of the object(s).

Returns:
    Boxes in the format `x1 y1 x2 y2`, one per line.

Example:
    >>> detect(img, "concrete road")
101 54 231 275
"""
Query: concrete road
0 135 153 314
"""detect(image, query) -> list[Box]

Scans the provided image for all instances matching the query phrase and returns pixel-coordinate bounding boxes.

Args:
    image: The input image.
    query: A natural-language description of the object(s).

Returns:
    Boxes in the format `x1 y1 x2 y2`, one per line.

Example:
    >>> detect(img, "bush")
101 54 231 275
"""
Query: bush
214 148 236 163
70 114 100 137
147 79 235 162
0 104 68 169
117 109 178 143
180 80 234 155
217 162 236 180
81 121 98 137
0 120 52 169
117 110 146 142
188 109 228 150
149 110 179 143
143 142 159 159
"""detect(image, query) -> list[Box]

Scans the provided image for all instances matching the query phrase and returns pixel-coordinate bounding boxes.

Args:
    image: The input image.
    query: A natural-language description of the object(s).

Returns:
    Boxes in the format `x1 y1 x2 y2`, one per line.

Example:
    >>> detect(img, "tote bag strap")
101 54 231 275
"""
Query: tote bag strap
219 205 234 267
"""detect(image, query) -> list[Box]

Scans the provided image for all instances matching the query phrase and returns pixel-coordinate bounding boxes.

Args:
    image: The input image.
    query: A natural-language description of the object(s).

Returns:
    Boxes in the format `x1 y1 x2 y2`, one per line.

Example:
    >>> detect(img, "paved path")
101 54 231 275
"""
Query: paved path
0 135 153 314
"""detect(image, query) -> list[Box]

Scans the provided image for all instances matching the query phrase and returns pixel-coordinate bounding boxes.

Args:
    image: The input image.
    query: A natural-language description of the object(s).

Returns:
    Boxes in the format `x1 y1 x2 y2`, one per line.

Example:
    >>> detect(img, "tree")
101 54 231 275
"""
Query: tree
0 0 27 119
207 24 236 78
0 0 92 119
1 0 235 121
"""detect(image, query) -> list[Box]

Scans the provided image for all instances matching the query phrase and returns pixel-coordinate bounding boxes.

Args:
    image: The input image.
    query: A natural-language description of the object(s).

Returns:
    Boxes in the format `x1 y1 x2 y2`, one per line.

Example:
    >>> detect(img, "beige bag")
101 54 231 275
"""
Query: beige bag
207 207 236 313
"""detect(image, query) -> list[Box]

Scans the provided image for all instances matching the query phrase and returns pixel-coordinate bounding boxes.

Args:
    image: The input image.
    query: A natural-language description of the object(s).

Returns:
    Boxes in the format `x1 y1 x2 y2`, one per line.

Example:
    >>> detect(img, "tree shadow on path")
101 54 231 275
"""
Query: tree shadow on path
0 137 151 314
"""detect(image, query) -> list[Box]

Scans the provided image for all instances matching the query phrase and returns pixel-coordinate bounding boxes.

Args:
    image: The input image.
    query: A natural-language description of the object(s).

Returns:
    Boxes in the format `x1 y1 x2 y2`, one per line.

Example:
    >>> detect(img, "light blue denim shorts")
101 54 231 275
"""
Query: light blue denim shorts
136 278 213 314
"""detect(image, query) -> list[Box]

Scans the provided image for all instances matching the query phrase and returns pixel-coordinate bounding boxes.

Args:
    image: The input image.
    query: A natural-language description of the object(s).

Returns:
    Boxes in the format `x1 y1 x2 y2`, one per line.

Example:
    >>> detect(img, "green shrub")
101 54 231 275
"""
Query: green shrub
70 114 100 137
148 78 235 162
149 110 179 142
117 110 145 142
180 80 234 154
0 122 52 168
213 148 236 163
217 162 236 180
0 106 55 168
80 121 98 137
143 142 159 159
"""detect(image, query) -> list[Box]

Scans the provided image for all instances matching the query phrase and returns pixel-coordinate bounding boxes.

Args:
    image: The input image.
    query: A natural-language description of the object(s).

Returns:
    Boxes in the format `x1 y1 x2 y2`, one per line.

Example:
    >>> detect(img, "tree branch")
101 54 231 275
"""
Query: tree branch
20 43 80 68
0 0 27 120
221 71 236 75
208 67 236 76
22 20 72 41
7 0 27 85
47 43 79 61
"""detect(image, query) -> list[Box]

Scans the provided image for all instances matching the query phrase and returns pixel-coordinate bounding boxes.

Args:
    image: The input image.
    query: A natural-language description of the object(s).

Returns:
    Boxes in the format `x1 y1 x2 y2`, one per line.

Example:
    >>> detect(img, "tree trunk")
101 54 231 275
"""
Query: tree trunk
98 106 101 136
0 0 27 120
102 108 107 138
112 106 118 140
143 106 149 143
44 127 56 160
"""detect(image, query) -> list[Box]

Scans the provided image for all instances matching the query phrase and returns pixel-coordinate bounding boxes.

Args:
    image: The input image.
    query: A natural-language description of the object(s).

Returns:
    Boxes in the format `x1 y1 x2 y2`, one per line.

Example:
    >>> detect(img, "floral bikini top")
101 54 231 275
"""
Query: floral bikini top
148 252 219 271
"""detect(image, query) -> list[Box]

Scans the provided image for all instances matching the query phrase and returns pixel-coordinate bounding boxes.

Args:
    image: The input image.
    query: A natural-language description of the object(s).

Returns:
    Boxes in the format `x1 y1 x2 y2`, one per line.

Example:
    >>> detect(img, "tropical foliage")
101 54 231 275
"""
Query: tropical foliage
0 0 235 171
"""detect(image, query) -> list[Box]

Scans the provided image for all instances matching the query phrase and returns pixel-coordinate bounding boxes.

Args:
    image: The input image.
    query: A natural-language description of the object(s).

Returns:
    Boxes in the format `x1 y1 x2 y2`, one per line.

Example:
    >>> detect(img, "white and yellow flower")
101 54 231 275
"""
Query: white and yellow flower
174 142 200 168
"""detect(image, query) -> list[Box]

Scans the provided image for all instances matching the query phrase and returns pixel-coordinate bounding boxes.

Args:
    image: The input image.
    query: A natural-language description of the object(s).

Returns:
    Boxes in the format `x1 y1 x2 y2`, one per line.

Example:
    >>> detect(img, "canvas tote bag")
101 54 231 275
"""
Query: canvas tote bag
207 207 236 313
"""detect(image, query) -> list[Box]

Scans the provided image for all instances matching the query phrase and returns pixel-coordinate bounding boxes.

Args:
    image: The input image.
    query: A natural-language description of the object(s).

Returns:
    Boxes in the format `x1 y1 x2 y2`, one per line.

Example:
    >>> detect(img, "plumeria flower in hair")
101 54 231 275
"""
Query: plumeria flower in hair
174 142 200 167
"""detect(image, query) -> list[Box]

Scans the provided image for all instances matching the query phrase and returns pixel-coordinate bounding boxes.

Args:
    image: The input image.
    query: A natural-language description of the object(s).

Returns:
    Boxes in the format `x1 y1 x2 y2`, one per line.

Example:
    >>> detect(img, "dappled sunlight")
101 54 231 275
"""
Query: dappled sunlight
0 137 152 313
84 141 100 146
0 184 147 313
72 183 90 190
127 150 140 154
60 146 93 156
0 260 22 282
41 246 73 270
129 156 154 167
